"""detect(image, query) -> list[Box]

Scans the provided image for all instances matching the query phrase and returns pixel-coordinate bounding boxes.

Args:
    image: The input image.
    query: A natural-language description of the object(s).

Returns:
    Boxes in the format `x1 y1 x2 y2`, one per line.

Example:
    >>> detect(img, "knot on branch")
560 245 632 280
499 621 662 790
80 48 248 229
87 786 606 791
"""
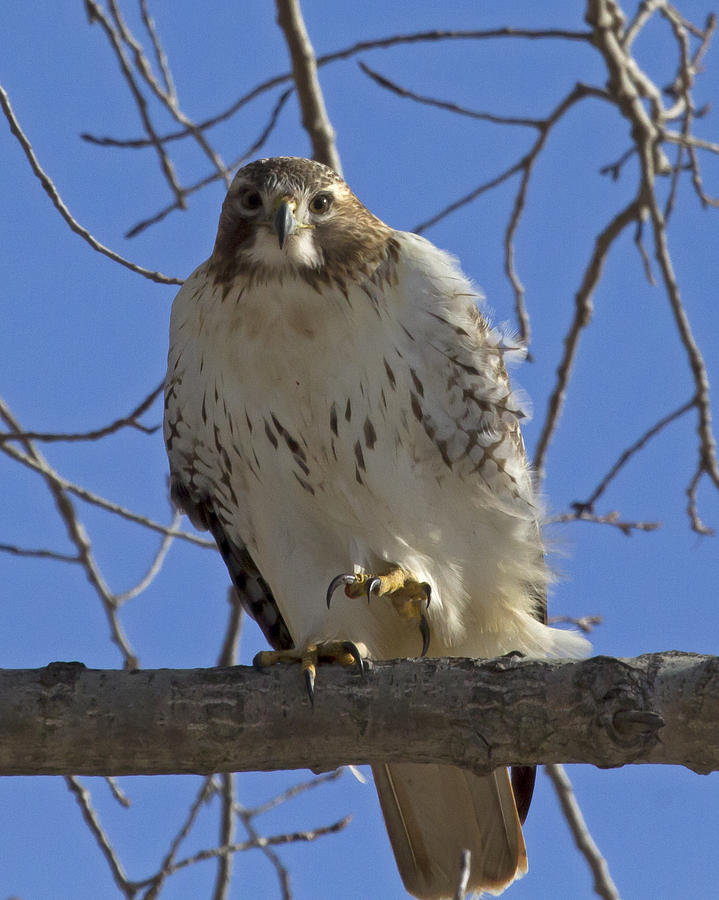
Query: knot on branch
38 660 87 688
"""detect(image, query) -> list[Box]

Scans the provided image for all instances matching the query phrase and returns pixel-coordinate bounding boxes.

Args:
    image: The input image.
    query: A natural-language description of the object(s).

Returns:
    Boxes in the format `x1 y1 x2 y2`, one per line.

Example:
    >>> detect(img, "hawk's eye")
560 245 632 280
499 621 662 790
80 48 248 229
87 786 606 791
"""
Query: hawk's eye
240 189 262 212
309 192 332 215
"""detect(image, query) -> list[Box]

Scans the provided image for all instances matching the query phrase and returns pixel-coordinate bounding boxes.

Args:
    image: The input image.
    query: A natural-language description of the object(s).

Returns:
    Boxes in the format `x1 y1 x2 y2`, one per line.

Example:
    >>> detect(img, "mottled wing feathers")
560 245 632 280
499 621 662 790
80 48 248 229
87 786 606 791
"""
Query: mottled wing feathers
170 479 293 652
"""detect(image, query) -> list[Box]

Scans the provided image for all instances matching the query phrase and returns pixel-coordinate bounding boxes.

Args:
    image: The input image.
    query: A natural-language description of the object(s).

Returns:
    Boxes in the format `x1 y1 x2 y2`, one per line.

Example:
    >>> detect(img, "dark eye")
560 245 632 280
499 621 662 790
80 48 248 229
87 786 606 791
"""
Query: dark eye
240 189 262 212
309 192 332 214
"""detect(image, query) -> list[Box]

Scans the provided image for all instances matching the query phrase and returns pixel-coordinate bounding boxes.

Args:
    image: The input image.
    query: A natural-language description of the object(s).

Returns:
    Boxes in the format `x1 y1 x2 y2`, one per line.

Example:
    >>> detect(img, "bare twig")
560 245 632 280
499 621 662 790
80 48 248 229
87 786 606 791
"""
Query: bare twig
275 0 342 173
549 510 661 535
504 83 609 346
573 399 695 513
115 508 181 603
415 82 611 236
66 776 136 899
623 0 664 49
217 588 244 668
84 28 592 149
639 146 719 534
0 400 138 668
235 808 292 900
633 215 655 284
85 0 186 205
244 770 344 819
0 435 214 549
358 72 611 347
125 88 293 238
140 776 216 900
599 146 636 180
0 382 163 444
165 817 351 876
139 0 176 99
105 776 131 808
212 774 237 900
0 543 78 564
545 764 620 900
533 200 641 479
359 61 544 128
0 83 181 284
107 0 231 189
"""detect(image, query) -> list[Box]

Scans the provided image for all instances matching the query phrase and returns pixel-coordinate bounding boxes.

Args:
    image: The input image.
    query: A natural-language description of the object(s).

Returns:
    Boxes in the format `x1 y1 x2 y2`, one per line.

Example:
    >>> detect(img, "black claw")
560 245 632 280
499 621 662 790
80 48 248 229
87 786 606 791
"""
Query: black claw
304 667 316 705
326 573 356 608
419 613 431 657
366 577 381 604
422 582 432 610
342 641 366 679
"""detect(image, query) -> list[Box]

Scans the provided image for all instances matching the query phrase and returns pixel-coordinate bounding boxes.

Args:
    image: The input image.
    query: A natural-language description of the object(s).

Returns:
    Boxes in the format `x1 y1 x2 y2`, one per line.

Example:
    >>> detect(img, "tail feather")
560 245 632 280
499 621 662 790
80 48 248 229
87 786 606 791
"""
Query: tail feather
372 763 527 899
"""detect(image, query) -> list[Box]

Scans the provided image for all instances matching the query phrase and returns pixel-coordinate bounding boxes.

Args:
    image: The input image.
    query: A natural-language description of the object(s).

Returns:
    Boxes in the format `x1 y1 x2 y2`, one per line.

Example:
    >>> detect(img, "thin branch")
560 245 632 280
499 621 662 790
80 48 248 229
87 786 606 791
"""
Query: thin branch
212 774 237 900
235 806 292 900
504 83 608 346
622 0 665 49
545 765 620 900
0 401 138 668
414 82 609 238
244 770 344 820
85 0 186 205
125 88 293 238
549 510 661 535
275 0 342 173
358 61 544 128
217 588 244 668
0 83 181 285
139 0 176 99
533 200 641 479
573 399 695 513
84 28 592 149
0 543 78 564
140 776 215 900
115 508 181 604
663 130 719 154
66 776 135 899
107 0 231 189
633 215 655 284
0 382 163 445
166 817 351 876
599 146 636 180
0 434 214 549
640 140 719 535
105 776 131 808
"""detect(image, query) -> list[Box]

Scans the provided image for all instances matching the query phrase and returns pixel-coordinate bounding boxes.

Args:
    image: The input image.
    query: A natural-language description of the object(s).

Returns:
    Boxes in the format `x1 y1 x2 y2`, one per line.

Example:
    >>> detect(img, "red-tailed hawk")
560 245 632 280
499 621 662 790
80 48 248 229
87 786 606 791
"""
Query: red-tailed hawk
164 156 588 898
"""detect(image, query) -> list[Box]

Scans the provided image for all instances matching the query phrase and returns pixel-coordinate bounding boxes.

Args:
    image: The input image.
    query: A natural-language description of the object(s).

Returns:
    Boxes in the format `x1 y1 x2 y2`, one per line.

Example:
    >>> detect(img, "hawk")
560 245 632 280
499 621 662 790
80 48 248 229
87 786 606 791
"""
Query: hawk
164 156 588 899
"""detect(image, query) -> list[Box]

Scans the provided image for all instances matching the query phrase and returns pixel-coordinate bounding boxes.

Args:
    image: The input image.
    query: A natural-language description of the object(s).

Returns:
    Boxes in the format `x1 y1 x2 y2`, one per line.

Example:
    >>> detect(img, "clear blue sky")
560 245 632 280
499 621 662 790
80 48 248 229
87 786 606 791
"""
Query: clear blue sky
1 2 718 898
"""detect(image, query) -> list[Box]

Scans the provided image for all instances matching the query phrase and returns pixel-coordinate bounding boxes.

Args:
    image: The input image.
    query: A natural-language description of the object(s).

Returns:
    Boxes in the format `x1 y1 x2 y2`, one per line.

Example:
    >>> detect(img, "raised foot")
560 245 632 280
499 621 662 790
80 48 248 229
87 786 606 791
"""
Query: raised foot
326 568 432 657
253 640 367 705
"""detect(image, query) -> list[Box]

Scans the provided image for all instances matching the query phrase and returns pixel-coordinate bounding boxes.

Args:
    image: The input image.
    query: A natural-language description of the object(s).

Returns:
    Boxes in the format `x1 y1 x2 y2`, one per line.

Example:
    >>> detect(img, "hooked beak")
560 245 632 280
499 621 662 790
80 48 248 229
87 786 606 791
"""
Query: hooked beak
273 199 297 249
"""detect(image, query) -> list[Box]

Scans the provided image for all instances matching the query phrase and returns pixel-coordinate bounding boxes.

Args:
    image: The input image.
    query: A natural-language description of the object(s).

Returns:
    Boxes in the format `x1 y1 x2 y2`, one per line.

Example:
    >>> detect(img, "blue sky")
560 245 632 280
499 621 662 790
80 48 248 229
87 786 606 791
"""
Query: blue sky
1 2 718 898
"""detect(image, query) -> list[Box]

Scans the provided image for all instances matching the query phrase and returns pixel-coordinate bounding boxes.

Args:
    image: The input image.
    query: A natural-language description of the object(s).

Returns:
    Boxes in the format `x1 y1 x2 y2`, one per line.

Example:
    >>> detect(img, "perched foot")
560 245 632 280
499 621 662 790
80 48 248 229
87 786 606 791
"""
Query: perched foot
326 568 432 657
253 640 367 705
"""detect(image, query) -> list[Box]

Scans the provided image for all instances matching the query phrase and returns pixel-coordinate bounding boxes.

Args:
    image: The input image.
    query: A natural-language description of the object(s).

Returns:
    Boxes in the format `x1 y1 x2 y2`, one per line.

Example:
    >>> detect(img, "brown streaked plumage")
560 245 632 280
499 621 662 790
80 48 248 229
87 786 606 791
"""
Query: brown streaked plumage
164 156 589 899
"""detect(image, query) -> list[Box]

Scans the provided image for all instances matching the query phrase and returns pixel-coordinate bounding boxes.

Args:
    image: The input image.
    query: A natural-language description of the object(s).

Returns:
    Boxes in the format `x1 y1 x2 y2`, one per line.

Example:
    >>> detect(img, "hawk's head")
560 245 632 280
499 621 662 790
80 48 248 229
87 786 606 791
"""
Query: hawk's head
209 157 397 290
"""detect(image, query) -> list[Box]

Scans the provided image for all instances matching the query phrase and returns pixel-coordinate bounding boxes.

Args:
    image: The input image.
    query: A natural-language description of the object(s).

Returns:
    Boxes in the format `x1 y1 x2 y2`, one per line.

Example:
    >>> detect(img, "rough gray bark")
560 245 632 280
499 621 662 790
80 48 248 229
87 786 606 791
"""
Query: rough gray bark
0 652 716 777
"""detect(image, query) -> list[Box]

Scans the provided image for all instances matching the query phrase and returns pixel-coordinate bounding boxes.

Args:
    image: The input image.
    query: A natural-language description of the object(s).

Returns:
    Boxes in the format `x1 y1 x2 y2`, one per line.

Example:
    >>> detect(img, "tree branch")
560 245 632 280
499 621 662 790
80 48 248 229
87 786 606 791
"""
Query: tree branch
1 653 716 777
275 0 342 173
